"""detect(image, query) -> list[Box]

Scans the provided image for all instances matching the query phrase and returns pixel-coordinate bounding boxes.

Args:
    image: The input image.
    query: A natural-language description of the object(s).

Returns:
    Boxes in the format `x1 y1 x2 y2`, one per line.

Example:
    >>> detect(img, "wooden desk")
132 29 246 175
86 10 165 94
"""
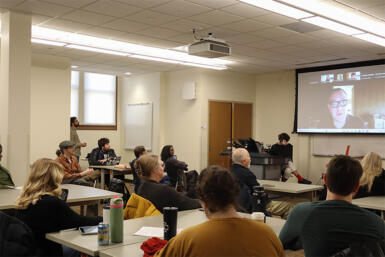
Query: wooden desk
0 184 121 211
259 180 324 201
352 196 385 219
48 210 285 257
89 165 131 189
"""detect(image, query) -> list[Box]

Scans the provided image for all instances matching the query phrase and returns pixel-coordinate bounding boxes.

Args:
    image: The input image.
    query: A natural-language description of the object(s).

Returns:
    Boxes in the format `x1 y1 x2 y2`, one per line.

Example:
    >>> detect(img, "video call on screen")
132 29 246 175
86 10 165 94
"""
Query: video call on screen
296 62 385 134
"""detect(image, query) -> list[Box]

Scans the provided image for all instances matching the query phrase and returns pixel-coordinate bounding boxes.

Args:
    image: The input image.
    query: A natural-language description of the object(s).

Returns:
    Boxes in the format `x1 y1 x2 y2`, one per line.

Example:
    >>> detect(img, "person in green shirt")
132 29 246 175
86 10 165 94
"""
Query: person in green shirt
279 155 385 257
0 144 15 188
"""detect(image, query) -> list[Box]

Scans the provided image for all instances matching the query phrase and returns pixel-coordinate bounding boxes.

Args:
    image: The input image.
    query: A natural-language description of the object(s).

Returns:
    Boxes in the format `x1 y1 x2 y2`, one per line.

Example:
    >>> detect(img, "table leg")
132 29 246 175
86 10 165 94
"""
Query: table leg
110 169 113 183
101 170 105 190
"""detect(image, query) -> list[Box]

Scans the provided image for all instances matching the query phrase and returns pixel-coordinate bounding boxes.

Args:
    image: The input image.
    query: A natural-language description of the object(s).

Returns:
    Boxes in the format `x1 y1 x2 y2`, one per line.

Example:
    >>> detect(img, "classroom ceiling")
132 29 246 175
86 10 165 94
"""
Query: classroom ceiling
0 0 384 76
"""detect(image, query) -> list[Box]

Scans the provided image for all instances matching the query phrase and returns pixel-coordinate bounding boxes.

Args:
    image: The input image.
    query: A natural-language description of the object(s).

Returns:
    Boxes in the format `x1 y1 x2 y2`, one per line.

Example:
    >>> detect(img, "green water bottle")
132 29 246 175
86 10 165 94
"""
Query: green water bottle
110 196 123 243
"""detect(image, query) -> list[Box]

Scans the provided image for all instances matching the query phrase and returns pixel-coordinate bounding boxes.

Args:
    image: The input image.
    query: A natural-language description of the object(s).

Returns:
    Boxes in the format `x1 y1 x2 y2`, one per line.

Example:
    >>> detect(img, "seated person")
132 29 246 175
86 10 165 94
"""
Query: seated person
323 88 364 129
135 154 200 212
355 152 385 198
55 141 94 185
161 145 175 163
154 166 284 257
270 133 311 184
0 144 15 188
230 148 293 219
15 158 102 256
115 145 147 193
89 138 116 165
279 155 385 256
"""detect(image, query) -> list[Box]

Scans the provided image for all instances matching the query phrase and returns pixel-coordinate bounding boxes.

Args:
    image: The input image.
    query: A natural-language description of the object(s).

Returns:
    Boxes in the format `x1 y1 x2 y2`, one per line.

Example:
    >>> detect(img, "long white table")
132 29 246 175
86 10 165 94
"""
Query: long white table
259 179 324 201
0 184 122 211
89 165 131 189
352 196 385 219
47 210 285 256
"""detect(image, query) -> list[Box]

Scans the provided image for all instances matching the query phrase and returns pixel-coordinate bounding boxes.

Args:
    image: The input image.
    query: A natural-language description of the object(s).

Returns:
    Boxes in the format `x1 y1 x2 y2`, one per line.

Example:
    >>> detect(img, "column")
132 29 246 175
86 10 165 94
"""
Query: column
0 11 32 185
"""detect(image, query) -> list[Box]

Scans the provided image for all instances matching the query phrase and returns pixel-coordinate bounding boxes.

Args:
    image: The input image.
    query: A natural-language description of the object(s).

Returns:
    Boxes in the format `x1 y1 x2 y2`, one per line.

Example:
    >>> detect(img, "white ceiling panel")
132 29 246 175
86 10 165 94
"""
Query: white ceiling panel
31 14 52 25
115 0 173 8
220 2 270 18
222 19 272 33
160 19 211 33
0 0 24 9
251 27 298 39
41 0 96 8
335 0 385 9
78 26 128 39
253 13 297 26
151 0 212 17
125 10 179 25
15 0 74 17
189 10 243 26
244 39 285 49
136 26 181 40
41 18 92 32
101 19 150 33
226 33 264 44
185 0 237 9
83 0 142 18
61 10 115 25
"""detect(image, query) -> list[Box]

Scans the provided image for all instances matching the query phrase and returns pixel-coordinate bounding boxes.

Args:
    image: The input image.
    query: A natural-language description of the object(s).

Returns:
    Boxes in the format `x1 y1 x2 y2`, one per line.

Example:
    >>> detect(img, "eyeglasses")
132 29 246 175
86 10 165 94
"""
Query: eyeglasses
329 99 348 108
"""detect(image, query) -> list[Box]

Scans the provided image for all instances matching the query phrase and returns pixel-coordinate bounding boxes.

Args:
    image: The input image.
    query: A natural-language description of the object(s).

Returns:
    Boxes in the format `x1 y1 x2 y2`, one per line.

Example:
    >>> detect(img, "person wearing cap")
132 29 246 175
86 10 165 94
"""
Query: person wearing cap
55 140 94 185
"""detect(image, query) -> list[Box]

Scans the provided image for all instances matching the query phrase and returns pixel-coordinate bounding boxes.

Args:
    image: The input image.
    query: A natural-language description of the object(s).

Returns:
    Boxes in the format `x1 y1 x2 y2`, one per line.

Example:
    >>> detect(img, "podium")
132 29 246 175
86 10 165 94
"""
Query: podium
249 153 288 181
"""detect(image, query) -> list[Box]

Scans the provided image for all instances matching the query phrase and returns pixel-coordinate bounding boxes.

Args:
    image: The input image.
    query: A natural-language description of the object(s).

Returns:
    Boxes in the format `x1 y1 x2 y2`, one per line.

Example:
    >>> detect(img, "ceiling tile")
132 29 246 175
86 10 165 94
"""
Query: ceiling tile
57 49 99 59
362 4 385 19
31 14 52 25
136 26 181 40
160 19 211 33
146 39 182 48
78 26 128 40
253 13 297 26
125 10 179 25
273 34 315 44
151 0 212 17
115 0 172 8
251 27 298 39
0 0 24 8
61 10 115 25
101 19 150 33
305 29 346 39
83 0 142 17
168 33 196 44
244 39 285 49
199 27 240 38
41 0 96 8
185 0 237 9
40 18 92 32
221 2 270 18
222 19 272 33
336 0 385 9
226 33 264 44
189 10 243 26
77 53 124 63
31 44 67 54
295 40 336 50
14 0 74 17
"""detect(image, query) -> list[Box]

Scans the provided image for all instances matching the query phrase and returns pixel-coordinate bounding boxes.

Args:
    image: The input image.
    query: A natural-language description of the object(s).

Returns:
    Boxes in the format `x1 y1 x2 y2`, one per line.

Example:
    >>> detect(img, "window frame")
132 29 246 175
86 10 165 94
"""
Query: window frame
74 72 118 131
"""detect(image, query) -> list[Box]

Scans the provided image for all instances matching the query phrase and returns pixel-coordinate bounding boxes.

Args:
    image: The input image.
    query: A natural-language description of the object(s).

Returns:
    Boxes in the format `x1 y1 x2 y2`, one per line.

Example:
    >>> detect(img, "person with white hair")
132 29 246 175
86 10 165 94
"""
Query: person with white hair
230 148 293 219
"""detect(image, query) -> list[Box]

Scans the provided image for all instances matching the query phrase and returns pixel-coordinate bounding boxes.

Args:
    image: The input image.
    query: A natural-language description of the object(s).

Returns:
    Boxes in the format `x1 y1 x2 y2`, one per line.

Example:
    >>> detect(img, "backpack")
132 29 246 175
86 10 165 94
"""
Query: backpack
108 178 131 206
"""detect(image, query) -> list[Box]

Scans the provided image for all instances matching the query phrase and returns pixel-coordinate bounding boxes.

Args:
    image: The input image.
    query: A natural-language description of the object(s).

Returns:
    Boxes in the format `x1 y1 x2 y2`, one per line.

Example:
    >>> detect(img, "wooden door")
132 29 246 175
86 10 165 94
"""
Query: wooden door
232 103 253 140
208 101 232 166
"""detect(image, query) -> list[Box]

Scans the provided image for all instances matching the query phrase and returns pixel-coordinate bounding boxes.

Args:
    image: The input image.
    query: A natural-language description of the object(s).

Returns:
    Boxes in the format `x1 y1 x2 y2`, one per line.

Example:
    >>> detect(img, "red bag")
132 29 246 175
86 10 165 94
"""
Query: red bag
141 237 168 257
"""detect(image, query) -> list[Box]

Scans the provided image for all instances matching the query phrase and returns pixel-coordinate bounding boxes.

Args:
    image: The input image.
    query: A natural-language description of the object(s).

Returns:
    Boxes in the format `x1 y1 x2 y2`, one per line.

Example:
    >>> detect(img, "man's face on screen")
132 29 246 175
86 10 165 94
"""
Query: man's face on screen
328 90 348 125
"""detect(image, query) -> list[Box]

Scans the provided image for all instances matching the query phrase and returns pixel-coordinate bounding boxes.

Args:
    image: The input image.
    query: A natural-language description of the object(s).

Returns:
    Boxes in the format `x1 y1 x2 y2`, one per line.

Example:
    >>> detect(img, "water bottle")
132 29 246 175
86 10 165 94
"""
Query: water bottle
163 207 178 240
103 205 110 224
110 196 123 243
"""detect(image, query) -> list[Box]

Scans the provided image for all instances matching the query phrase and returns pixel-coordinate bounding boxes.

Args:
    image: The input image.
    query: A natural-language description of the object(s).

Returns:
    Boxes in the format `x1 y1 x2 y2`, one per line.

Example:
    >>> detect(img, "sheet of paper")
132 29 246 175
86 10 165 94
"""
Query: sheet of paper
134 227 183 238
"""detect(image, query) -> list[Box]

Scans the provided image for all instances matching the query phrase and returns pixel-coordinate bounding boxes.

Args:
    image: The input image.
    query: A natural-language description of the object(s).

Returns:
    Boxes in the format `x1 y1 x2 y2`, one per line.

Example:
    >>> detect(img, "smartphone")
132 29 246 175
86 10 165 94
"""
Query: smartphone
79 226 98 235
61 189 69 202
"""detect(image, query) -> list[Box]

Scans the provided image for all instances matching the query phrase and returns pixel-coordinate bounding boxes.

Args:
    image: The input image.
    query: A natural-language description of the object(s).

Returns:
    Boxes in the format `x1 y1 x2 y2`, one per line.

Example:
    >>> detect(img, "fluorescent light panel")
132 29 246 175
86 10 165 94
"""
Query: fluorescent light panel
302 16 363 35
278 0 385 38
353 34 385 47
31 38 67 46
124 72 132 75
240 0 313 19
71 65 79 68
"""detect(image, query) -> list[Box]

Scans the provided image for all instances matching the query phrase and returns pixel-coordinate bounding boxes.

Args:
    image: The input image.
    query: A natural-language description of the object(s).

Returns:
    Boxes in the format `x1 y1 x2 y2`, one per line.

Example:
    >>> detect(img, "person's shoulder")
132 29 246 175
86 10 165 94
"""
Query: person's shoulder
290 201 318 215
36 195 65 207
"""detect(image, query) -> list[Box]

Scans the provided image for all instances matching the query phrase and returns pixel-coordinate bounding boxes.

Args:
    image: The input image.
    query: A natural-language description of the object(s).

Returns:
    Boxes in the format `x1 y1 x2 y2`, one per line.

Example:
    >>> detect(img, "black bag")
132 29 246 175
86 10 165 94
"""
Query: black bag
108 178 131 206
331 239 385 257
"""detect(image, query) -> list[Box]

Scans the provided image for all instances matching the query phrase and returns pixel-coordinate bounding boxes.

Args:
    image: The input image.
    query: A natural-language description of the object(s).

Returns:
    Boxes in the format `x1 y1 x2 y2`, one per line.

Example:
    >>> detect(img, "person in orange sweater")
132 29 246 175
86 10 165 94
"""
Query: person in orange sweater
155 165 284 257
55 140 94 185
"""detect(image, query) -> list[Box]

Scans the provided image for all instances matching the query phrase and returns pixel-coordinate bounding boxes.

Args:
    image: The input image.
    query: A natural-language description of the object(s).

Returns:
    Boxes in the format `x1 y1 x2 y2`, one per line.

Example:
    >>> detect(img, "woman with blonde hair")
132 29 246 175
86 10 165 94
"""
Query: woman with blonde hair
355 152 385 198
15 158 101 256
136 154 200 213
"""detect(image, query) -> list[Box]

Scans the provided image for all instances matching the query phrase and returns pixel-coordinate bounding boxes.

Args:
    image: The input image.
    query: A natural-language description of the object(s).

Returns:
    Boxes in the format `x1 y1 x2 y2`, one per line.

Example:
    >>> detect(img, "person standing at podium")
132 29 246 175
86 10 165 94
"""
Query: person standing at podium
270 133 311 184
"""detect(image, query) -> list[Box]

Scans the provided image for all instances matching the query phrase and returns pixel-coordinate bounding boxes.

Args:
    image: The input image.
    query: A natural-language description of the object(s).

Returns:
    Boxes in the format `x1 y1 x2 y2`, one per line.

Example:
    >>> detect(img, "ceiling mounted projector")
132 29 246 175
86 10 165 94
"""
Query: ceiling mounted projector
188 32 231 58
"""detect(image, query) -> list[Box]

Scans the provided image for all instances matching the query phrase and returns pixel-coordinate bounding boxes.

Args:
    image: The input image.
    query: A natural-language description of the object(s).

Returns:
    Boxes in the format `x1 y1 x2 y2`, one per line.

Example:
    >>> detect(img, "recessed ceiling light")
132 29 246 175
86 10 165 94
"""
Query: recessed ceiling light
66 44 129 56
353 34 385 47
124 72 132 75
71 65 79 69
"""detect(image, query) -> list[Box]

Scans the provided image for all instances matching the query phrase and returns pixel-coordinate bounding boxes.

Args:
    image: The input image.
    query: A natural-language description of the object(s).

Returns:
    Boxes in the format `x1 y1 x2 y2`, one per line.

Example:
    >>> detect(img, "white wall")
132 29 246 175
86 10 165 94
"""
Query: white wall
254 70 330 183
119 73 162 163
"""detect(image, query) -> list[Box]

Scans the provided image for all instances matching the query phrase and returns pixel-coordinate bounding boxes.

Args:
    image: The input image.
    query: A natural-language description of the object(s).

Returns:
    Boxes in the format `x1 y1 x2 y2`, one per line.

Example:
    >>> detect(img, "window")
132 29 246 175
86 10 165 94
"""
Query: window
70 71 117 130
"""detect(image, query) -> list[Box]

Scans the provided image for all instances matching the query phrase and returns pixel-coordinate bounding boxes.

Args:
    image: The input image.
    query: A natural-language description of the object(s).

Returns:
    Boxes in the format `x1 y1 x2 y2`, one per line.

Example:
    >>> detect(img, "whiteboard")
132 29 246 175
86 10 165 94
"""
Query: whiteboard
125 103 152 150
313 134 385 158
